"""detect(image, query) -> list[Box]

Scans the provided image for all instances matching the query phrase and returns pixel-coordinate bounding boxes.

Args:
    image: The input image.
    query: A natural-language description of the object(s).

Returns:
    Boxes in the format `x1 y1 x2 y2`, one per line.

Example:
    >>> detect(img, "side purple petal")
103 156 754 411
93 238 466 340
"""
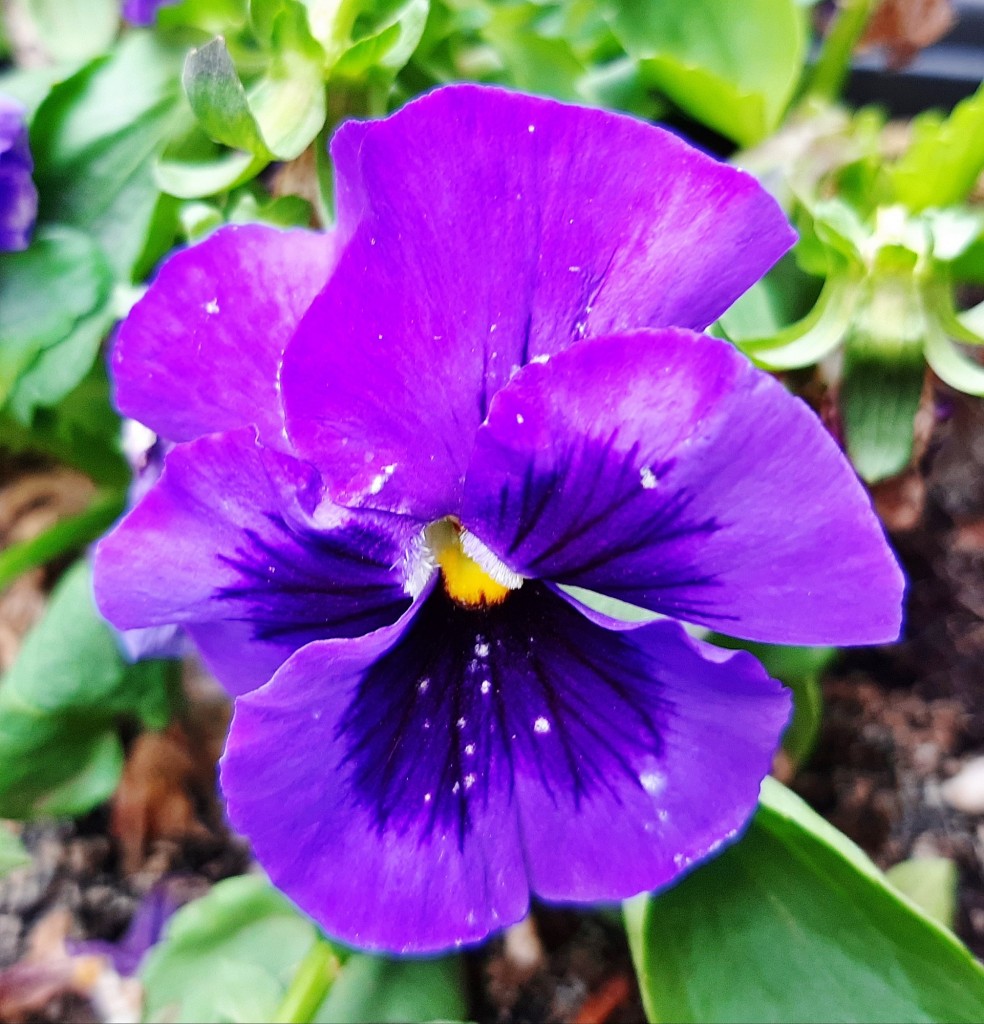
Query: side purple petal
94 429 415 695
282 85 794 519
221 582 789 953
113 225 338 448
462 329 904 647
0 95 37 252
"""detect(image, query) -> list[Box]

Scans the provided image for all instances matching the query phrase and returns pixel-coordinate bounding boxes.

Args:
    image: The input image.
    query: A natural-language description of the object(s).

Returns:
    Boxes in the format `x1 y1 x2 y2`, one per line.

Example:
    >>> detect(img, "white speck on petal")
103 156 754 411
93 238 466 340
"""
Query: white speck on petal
368 463 397 495
475 641 490 658
528 124 535 133
418 678 430 694
457 717 467 729
530 353 549 364
465 744 476 756
464 773 476 789
640 466 658 489
489 323 497 333
640 770 665 796
533 716 550 735
516 413 524 425
568 266 581 273
204 298 220 315
452 782 460 794
424 792 432 803
481 680 492 694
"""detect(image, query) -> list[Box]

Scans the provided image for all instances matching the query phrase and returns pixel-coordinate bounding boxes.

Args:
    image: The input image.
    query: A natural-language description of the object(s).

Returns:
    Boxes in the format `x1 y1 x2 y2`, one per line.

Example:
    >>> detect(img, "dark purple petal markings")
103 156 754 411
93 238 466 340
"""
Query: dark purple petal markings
222 583 790 952
282 85 794 519
113 224 338 448
0 95 37 252
94 429 414 695
463 329 905 647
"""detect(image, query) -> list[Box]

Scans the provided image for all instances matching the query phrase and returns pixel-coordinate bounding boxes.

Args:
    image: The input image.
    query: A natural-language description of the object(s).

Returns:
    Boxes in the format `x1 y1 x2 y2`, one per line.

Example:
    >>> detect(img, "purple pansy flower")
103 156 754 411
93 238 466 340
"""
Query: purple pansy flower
94 86 904 953
0 95 37 252
121 0 177 26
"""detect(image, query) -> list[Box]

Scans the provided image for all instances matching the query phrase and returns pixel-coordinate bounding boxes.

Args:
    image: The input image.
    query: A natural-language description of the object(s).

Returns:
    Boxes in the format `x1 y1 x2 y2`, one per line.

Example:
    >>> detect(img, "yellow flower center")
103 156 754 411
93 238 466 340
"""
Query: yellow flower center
427 519 522 608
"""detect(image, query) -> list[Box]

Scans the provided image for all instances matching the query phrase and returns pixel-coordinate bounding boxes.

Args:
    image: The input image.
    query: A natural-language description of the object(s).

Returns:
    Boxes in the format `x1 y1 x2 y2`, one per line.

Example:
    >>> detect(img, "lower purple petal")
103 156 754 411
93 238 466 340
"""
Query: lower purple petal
221 582 789 952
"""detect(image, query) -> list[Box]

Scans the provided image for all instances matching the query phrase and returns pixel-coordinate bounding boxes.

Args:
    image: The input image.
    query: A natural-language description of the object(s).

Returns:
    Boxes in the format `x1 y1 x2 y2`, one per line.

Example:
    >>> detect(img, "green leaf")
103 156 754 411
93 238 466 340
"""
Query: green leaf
0 563 173 819
841 277 927 482
0 227 112 406
22 0 118 62
31 33 185 280
625 777 984 1024
606 0 805 146
156 146 264 199
891 81 984 212
0 828 30 878
313 953 468 1023
141 875 324 1024
183 37 271 156
334 0 429 78
886 857 958 930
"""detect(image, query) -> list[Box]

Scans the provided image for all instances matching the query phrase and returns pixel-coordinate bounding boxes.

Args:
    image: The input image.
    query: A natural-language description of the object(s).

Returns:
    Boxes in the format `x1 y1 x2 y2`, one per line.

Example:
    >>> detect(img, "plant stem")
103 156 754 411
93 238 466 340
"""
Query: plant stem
272 937 341 1024
802 0 878 104
0 489 125 590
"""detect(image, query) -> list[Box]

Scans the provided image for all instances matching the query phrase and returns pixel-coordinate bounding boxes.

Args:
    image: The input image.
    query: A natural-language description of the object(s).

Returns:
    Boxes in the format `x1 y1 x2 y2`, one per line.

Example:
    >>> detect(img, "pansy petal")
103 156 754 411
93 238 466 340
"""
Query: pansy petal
0 95 37 252
463 329 904 646
113 224 338 447
221 582 788 952
282 85 793 518
94 428 414 695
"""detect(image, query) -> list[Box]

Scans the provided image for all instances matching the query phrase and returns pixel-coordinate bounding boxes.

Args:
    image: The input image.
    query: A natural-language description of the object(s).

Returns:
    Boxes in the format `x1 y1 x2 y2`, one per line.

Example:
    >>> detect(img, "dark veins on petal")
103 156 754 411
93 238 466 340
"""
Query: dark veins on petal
338 583 671 851
492 431 731 618
216 512 411 644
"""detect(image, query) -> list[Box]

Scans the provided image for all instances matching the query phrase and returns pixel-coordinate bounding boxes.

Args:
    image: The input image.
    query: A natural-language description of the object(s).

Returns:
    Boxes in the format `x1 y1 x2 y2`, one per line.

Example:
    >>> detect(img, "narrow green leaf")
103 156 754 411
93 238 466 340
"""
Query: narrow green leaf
887 857 958 930
141 875 324 1024
334 0 429 77
607 0 806 146
183 37 271 156
155 147 264 199
841 277 927 482
891 81 984 211
625 778 984 1024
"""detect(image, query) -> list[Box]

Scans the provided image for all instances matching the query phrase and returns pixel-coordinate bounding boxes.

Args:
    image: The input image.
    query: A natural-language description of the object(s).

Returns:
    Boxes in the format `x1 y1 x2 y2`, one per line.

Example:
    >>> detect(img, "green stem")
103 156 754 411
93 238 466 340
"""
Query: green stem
802 0 878 104
0 489 125 591
272 937 341 1024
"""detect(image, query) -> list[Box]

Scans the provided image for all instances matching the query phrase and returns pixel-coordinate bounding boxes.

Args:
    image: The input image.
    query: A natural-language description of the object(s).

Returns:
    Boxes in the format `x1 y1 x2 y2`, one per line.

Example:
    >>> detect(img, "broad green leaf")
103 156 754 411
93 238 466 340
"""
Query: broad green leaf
141 875 323 1024
31 33 184 280
841 276 927 482
625 777 984 1023
313 954 468 1023
155 146 264 199
0 563 173 819
891 81 984 212
23 0 118 62
183 37 271 156
0 227 112 406
887 857 958 930
607 0 805 146
0 828 30 878
158 0 249 32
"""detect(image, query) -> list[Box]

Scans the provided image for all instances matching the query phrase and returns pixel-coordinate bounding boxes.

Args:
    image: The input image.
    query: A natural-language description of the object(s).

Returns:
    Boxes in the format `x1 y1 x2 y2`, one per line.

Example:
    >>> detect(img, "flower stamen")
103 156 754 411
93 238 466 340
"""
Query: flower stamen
425 519 523 607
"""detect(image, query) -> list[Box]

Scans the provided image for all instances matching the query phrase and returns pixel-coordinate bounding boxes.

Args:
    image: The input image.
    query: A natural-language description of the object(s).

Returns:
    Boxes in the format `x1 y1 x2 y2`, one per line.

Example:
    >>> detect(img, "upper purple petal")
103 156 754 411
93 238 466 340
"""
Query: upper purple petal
221 582 789 952
112 224 338 448
462 329 904 647
0 95 37 252
282 84 794 520
94 428 415 695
